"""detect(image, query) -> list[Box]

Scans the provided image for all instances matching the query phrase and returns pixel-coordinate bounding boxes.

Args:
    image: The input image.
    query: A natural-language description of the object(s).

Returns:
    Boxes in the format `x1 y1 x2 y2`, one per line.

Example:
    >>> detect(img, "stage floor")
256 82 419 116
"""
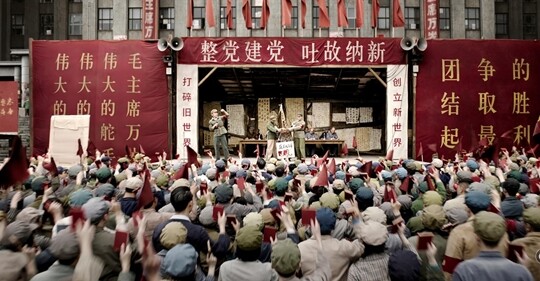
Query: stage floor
197 155 385 164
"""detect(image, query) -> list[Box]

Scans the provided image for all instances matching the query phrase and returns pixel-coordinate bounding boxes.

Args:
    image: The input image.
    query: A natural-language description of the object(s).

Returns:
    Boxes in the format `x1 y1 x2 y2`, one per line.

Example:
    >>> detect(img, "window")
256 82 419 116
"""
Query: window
378 7 390 29
39 0 53 3
40 14 54 36
193 7 205 29
439 7 450 30
69 13 82 35
252 1 262 29
98 8 113 31
524 13 537 37
128 8 142 30
405 7 420 29
71 0 82 2
347 7 356 28
11 15 24 35
313 3 329 28
220 5 236 29
291 6 298 29
160 8 175 30
495 13 508 36
465 8 480 30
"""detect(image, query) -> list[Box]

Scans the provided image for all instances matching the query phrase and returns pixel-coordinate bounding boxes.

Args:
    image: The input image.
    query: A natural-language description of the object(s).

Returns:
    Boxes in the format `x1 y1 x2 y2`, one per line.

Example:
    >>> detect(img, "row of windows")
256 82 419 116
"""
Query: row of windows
10 7 537 36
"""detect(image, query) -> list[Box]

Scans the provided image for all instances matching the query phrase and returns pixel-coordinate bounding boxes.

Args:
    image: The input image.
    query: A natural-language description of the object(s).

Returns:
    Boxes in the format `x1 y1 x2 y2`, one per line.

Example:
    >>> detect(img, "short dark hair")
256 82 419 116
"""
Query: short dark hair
257 158 266 169
236 248 261 262
170 187 193 212
503 178 520 196
275 167 285 177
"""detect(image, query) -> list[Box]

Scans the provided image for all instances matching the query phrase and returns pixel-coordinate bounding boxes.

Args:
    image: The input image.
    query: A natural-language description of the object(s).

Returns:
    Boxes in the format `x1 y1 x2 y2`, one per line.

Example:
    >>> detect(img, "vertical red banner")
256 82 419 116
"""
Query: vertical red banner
32 40 169 161
0 82 19 134
143 0 158 39
424 0 439 39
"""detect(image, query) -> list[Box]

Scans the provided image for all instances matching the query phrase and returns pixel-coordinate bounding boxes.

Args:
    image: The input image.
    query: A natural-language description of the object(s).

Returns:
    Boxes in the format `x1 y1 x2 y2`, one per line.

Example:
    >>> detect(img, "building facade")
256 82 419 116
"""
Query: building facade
1 0 539 62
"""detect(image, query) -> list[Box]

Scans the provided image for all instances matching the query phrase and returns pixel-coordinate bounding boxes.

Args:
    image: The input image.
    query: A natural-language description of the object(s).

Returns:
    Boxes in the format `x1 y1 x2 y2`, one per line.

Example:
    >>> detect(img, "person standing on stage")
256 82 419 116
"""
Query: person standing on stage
209 108 230 160
290 113 306 159
265 114 281 160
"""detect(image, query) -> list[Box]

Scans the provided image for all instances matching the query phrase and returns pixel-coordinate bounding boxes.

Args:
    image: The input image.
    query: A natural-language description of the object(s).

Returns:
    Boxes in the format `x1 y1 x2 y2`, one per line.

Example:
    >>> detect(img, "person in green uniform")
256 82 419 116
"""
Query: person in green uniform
290 113 306 160
209 108 229 160
265 114 282 160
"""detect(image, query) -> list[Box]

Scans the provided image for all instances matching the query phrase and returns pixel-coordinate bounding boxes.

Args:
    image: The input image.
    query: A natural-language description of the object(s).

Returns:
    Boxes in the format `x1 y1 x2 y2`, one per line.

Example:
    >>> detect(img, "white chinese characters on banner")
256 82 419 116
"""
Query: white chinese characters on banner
177 64 199 159
386 65 408 160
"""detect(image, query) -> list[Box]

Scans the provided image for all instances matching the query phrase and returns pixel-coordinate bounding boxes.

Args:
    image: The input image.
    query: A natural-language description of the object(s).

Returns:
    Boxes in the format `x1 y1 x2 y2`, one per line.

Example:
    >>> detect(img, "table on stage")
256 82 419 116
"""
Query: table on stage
238 139 345 156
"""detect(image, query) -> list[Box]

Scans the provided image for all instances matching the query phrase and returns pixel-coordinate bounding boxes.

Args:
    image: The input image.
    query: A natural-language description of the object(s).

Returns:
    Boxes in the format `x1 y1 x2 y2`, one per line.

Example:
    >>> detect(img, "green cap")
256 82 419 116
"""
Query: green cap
421 205 447 230
274 178 288 194
523 208 540 229
320 192 340 210
156 174 170 188
235 225 262 251
423 191 443 206
96 167 112 181
473 211 506 242
271 239 300 275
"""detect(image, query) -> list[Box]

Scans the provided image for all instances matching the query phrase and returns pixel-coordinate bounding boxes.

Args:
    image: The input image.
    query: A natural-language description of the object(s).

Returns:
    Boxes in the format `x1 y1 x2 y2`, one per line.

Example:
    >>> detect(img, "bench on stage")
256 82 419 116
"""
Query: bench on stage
238 139 345 156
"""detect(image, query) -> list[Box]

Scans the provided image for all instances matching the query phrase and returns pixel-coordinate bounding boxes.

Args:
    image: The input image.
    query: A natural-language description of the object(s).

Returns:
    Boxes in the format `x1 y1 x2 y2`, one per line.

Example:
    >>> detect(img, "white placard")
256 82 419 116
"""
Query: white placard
276 141 295 159
386 65 408 160
312 103 330 127
177 64 199 159
359 107 373 123
332 113 346 122
226 104 245 136
346 107 360 124
48 115 90 166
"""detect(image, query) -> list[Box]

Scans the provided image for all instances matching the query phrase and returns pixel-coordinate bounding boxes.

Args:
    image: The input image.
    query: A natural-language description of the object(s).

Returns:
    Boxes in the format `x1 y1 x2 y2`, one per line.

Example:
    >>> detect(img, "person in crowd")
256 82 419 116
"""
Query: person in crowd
305 127 318 157
452 211 533 281
320 127 338 156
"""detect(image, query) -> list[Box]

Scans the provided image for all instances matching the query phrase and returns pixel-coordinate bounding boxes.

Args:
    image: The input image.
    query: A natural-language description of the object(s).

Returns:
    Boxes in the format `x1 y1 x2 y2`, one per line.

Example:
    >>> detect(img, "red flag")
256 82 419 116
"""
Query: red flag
341 143 348 157
300 0 307 28
261 0 270 29
399 176 410 193
426 175 435 191
314 164 329 187
352 136 358 149
327 158 336 175
86 140 97 158
360 161 372 175
139 144 145 155
337 0 348 27
242 0 252 29
417 142 424 159
371 0 380 28
186 146 201 168
392 0 405 27
533 118 540 144
318 0 330 28
226 0 233 29
206 0 216 27
0 136 30 189
171 164 189 180
43 157 58 177
137 168 154 210
76 139 84 157
356 0 364 27
385 149 394 161
186 0 193 28
282 0 293 26
317 150 329 167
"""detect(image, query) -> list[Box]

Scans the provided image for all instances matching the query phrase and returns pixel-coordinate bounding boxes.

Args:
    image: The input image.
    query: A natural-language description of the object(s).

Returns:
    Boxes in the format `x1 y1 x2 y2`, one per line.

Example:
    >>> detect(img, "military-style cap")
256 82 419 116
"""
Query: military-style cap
473 211 506 242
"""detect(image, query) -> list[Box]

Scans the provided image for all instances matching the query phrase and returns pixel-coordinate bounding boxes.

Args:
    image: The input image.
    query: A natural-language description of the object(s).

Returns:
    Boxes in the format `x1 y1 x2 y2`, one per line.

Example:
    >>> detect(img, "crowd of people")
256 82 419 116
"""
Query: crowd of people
0 145 539 281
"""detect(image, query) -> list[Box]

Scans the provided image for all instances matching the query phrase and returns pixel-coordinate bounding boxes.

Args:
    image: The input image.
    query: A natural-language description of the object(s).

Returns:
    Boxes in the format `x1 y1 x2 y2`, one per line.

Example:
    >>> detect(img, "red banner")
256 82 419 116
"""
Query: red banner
0 82 19 134
424 0 439 39
143 0 158 39
416 40 540 161
177 37 405 66
32 40 169 160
